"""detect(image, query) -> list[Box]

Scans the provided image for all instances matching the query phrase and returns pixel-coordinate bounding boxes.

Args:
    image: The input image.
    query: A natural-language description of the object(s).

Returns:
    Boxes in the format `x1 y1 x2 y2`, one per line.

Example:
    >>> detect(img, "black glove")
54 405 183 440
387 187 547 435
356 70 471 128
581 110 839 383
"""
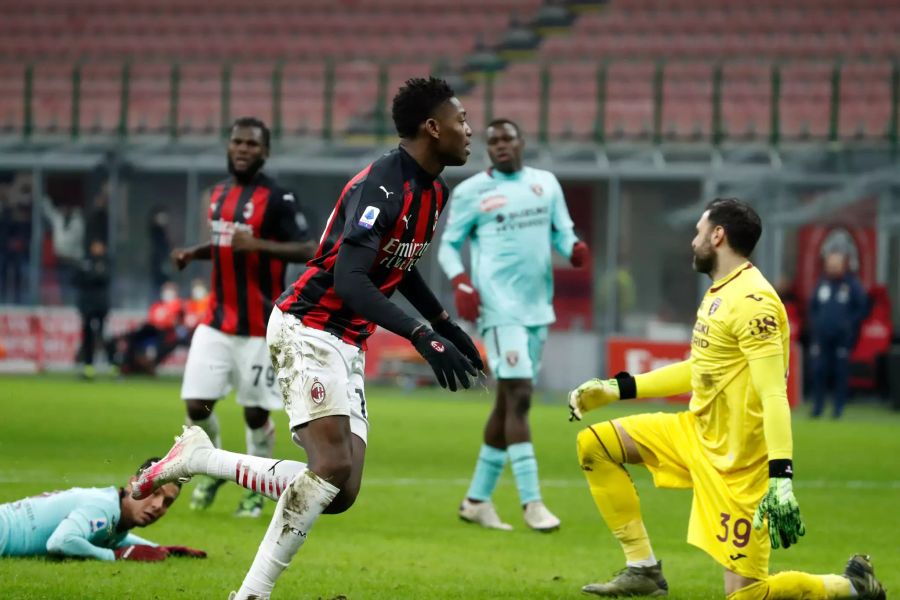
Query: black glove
410 326 477 391
432 317 484 372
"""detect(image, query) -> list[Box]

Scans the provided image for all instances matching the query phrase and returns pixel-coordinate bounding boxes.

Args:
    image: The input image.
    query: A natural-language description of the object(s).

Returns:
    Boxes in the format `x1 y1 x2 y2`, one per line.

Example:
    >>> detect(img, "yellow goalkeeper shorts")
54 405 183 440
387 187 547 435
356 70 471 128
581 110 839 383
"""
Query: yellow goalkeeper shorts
616 411 770 580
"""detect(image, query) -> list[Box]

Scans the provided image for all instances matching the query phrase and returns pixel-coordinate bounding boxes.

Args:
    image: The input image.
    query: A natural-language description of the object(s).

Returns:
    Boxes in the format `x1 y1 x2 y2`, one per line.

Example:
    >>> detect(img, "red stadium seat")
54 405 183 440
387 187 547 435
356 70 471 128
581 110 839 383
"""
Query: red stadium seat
2 0 897 141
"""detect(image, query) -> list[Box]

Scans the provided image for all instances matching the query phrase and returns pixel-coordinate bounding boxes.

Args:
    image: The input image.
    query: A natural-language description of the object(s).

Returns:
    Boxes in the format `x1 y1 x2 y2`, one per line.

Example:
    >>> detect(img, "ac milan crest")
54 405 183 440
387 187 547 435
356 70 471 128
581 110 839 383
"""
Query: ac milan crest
310 379 326 404
431 341 445 353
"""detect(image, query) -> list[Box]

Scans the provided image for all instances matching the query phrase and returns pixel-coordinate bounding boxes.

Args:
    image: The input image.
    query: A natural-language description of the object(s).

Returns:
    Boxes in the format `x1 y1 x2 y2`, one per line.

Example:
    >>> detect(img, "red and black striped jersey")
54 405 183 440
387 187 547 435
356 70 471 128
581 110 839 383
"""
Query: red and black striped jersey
205 173 311 337
277 148 448 348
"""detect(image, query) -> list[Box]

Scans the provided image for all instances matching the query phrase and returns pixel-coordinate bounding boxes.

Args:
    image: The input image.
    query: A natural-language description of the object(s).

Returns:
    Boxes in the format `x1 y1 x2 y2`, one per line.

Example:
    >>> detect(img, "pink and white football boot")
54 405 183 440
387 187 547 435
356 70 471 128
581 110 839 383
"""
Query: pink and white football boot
132 426 213 499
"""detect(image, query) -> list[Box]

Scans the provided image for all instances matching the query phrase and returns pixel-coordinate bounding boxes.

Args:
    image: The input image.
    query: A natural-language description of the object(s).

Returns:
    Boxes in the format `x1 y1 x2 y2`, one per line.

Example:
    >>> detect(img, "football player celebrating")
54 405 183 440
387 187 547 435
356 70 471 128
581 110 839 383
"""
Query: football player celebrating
132 77 481 600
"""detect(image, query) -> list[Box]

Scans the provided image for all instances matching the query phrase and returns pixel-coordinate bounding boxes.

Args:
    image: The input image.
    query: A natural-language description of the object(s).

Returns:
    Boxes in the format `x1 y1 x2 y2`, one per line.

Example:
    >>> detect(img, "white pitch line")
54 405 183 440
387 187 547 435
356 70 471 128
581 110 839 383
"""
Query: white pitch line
1 473 899 490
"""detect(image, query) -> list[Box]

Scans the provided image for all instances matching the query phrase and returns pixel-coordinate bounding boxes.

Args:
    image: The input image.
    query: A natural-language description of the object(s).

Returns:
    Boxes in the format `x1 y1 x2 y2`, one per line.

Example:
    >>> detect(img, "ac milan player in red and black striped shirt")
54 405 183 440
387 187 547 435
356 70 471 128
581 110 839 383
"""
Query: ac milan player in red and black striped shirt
169 117 316 518
131 79 486 599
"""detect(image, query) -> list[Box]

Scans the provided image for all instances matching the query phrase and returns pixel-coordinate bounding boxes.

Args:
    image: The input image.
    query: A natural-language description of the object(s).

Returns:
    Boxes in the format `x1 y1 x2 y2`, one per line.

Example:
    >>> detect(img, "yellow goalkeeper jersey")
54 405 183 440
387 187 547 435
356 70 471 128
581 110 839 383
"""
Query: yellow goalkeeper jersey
689 262 790 473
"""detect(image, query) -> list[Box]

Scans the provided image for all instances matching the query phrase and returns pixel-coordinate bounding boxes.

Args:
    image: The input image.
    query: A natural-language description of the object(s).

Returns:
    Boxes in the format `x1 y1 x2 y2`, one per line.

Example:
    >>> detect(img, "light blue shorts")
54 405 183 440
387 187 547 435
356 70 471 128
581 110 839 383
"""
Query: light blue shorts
483 325 548 381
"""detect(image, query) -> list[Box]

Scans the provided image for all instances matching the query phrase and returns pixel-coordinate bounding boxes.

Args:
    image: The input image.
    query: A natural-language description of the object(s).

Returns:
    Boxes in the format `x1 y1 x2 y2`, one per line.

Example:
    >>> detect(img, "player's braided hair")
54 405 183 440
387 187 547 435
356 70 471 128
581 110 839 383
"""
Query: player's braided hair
392 77 456 139
231 116 271 149
705 198 762 258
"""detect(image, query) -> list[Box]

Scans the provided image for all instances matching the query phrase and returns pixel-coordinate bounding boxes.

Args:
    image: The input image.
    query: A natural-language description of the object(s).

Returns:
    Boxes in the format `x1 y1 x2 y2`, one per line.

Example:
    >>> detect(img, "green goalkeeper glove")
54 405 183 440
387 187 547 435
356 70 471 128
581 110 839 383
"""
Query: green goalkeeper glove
568 378 620 421
753 461 806 549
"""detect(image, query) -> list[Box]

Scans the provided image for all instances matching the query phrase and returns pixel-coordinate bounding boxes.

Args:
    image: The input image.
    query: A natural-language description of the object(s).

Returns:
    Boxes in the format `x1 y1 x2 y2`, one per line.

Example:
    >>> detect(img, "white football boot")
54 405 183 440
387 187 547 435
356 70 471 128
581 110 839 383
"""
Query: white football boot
132 426 213 499
523 501 561 532
458 498 513 531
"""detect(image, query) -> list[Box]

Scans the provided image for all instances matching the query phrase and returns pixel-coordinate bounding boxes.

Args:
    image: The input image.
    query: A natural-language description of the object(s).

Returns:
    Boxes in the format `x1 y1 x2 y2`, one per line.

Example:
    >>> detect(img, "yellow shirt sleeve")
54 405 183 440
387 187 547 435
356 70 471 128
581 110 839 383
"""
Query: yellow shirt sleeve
734 294 785 361
634 359 692 399
734 293 792 460
747 354 793 460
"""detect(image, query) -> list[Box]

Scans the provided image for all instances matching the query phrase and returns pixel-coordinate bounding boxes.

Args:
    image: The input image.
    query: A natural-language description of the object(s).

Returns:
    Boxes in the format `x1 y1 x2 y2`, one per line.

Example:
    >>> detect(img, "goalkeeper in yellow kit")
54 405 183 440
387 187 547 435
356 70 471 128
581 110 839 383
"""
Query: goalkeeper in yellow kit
569 199 886 599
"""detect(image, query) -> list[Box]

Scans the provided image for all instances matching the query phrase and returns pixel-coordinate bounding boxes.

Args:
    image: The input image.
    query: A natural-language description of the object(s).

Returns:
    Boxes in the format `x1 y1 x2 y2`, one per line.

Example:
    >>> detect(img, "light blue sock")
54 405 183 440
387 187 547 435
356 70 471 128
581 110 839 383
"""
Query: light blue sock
508 442 541 505
465 444 507 502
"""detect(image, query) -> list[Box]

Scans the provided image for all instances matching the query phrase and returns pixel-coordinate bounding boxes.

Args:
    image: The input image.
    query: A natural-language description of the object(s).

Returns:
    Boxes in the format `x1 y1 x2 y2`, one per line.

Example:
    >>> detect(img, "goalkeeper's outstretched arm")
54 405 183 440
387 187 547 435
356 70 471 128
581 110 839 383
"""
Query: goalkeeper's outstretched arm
568 359 693 421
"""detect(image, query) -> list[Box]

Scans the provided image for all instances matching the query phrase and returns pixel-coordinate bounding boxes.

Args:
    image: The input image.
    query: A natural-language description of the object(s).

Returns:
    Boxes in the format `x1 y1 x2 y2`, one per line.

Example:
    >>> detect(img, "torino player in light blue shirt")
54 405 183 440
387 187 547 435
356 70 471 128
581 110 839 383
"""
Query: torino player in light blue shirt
438 118 589 532
0 458 204 562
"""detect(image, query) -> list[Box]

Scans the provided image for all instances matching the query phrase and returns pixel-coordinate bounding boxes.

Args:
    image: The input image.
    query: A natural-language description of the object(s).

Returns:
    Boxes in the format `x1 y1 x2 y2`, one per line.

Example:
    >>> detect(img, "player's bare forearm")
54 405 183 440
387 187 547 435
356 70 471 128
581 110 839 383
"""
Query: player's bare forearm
251 239 317 263
171 243 211 270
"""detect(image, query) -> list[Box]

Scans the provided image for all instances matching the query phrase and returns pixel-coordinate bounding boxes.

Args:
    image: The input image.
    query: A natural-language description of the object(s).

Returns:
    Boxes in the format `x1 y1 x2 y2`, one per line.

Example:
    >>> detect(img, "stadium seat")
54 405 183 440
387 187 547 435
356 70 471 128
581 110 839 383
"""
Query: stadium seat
2 0 897 142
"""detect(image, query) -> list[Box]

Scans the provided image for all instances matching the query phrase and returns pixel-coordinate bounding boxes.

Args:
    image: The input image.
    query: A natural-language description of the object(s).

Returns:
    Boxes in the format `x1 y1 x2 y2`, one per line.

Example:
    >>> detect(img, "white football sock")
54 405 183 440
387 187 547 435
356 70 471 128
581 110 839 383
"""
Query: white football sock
187 448 306 502
189 413 221 448
234 470 339 599
626 552 659 569
246 419 276 458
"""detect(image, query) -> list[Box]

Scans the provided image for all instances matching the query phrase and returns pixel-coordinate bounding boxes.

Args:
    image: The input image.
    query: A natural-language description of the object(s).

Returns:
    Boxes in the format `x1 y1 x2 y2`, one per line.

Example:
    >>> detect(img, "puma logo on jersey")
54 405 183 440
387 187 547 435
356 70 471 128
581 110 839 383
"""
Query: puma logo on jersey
730 553 747 561
746 294 763 301
402 215 410 228
379 186 394 198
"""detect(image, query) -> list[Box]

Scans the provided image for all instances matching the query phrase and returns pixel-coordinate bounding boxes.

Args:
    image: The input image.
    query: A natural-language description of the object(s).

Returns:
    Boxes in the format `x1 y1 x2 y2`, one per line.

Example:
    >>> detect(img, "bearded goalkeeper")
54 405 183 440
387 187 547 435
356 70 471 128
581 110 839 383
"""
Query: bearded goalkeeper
569 198 885 599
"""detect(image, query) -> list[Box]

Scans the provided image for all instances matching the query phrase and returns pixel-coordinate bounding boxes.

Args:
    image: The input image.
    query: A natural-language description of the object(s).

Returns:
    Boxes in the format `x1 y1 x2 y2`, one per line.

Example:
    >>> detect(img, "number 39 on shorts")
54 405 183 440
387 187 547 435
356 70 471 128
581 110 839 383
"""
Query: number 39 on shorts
716 512 752 548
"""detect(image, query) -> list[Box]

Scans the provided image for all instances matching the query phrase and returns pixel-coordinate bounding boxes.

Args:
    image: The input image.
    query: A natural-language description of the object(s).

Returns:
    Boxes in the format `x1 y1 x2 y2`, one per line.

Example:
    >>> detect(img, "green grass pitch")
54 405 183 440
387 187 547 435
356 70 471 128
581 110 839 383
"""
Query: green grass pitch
0 375 898 599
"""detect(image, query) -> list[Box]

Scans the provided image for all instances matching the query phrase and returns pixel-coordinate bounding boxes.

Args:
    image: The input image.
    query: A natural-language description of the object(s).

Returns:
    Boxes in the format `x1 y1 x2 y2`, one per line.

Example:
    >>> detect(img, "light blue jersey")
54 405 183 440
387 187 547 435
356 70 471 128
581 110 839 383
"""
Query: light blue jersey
438 166 579 331
0 486 155 561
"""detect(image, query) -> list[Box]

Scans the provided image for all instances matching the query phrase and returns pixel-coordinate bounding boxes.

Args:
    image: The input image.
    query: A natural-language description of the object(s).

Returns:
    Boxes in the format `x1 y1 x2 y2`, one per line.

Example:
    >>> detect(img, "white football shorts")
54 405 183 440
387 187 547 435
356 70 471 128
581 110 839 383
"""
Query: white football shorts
267 307 369 445
180 323 283 410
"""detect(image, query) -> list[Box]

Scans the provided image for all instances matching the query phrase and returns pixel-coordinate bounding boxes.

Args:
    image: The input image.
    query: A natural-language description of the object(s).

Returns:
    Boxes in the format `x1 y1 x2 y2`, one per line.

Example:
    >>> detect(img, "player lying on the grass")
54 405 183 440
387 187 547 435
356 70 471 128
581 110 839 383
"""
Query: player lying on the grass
0 458 205 562
438 118 589 532
568 198 885 599
133 77 482 600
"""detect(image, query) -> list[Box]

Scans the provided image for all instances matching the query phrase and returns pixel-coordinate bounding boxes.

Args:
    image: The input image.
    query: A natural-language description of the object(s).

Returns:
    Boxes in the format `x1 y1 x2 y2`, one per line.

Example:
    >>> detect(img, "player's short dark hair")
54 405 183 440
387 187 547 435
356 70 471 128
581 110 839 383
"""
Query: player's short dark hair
135 457 182 488
486 118 521 137
231 116 270 149
391 77 456 139
705 198 762 258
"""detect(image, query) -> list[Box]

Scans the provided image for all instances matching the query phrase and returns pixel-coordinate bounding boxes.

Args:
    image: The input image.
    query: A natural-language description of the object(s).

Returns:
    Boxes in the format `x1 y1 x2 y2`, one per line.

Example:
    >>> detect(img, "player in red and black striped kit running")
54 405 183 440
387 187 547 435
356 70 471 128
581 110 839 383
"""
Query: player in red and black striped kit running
134 79 484 599
169 117 317 519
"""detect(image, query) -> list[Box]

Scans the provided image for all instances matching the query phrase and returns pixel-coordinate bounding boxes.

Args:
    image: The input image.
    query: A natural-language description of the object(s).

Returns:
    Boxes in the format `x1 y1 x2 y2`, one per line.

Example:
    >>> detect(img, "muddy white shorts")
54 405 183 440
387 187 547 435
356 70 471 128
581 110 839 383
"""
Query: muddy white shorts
267 307 369 445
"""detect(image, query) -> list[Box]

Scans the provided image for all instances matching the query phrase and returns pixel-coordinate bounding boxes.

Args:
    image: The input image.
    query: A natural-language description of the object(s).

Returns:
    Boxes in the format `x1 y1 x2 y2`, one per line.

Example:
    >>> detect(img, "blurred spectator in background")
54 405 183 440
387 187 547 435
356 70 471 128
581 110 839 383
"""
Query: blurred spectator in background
148 281 184 331
808 251 868 418
183 279 210 331
107 281 187 376
148 208 173 301
86 182 110 248
43 195 85 305
0 173 34 304
75 239 112 380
